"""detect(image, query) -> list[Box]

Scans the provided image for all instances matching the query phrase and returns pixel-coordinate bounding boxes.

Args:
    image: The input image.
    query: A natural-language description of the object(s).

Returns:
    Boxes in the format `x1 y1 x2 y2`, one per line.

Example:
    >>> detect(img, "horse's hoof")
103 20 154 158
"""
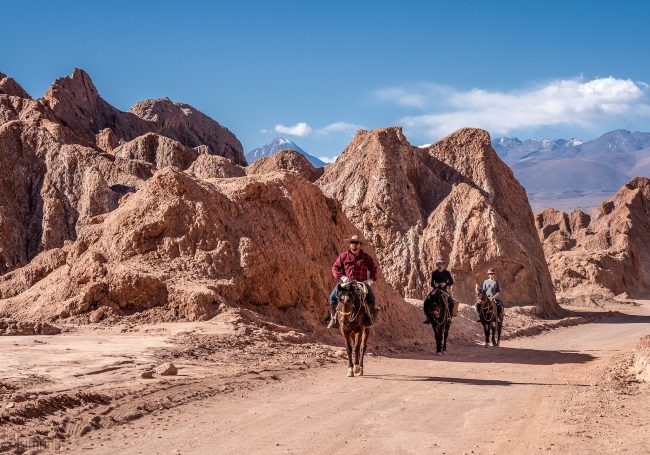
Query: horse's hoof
484 344 489 348
436 352 442 356
347 368 354 377
354 365 361 375
442 351 447 355
356 368 364 377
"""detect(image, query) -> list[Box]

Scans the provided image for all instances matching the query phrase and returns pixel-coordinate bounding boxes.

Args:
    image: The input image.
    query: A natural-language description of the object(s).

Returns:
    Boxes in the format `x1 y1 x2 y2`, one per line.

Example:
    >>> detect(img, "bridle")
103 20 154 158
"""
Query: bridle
336 285 366 325
428 288 450 327
478 293 497 323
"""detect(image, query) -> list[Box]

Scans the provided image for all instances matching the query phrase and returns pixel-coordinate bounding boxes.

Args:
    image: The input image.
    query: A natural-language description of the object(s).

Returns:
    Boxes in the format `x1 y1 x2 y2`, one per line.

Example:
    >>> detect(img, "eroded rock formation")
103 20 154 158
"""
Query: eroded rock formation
536 177 650 298
317 127 557 313
0 69 246 272
0 168 430 346
246 149 323 182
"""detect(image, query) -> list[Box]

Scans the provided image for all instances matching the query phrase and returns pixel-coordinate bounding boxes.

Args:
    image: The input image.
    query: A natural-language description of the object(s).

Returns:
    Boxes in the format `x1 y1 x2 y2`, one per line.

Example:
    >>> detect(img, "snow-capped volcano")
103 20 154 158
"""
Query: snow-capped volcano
246 137 326 167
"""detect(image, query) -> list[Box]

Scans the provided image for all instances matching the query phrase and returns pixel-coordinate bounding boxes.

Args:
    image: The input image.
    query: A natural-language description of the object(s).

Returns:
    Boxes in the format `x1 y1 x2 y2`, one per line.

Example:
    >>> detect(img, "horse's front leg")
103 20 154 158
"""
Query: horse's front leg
442 321 451 353
434 326 443 355
353 331 362 375
491 321 498 346
496 318 503 347
356 329 368 376
344 332 354 377
482 321 490 348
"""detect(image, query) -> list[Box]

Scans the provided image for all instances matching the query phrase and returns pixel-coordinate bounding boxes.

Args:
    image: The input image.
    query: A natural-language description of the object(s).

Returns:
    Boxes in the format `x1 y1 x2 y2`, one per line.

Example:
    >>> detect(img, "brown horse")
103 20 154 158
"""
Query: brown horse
423 288 453 355
476 289 504 347
335 281 372 377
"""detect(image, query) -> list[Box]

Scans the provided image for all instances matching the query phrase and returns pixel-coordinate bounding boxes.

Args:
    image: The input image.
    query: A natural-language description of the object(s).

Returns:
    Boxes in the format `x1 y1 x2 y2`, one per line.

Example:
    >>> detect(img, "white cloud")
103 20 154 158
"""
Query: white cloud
318 155 338 164
375 87 428 109
316 121 364 136
274 122 312 137
376 77 650 138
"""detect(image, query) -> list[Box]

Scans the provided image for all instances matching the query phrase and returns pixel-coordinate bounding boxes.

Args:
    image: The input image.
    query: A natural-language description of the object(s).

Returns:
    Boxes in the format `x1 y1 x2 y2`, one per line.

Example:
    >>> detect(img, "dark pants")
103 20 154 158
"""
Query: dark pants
329 283 376 307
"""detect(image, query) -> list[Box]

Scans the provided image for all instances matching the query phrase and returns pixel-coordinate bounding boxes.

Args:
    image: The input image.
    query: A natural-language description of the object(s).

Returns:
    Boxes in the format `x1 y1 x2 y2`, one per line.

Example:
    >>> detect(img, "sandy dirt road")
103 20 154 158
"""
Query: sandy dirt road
63 302 650 455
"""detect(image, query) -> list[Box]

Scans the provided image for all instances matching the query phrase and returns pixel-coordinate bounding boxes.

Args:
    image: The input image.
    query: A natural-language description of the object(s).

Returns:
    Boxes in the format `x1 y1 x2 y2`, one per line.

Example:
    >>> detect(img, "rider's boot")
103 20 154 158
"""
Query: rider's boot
367 306 379 327
327 302 339 329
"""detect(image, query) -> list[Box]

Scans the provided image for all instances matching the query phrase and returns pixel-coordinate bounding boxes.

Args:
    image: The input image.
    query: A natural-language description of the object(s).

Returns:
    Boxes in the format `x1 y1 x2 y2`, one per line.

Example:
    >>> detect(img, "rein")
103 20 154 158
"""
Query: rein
337 284 366 324
478 295 497 323
429 289 450 327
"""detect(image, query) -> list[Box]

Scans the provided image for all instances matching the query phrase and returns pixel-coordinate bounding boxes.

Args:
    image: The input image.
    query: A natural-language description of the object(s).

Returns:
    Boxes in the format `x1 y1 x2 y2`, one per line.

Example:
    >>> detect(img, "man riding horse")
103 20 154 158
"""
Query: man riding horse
423 257 457 324
475 267 503 318
327 235 379 329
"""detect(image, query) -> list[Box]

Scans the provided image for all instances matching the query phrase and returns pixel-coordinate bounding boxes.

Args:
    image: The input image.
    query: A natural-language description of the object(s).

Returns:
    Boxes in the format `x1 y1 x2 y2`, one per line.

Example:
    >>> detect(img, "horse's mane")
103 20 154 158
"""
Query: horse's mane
425 288 447 305
337 282 365 306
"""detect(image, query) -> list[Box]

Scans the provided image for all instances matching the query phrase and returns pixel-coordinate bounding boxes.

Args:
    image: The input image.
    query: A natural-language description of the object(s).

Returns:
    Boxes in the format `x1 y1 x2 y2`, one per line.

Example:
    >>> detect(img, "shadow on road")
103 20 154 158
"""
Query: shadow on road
383 345 596 366
563 311 650 325
361 374 590 387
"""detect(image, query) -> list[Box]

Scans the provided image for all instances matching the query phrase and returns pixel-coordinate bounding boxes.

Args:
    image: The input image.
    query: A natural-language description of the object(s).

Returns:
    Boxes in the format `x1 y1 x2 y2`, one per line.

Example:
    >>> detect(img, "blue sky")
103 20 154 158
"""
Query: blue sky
2 0 649 161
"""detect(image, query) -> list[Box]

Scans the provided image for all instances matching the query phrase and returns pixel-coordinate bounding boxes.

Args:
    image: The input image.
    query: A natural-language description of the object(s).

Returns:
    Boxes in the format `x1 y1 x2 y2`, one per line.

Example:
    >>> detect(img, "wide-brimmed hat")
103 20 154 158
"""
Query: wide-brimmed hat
346 234 364 244
435 257 446 264
487 268 496 273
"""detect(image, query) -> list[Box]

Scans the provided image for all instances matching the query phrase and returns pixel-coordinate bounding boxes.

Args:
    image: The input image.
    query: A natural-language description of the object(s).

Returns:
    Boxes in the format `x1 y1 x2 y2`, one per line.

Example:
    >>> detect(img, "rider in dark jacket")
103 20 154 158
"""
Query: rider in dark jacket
423 258 456 323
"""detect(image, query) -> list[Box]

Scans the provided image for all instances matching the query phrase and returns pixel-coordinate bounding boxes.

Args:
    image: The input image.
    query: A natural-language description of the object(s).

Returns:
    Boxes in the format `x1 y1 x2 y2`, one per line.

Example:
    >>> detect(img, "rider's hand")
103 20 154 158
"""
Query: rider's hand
364 279 373 286
341 276 349 283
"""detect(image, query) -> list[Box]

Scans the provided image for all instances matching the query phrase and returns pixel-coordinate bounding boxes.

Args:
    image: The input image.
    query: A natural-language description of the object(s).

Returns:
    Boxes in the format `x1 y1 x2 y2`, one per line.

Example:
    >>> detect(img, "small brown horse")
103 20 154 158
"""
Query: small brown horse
423 288 453 355
335 281 372 377
476 289 504 347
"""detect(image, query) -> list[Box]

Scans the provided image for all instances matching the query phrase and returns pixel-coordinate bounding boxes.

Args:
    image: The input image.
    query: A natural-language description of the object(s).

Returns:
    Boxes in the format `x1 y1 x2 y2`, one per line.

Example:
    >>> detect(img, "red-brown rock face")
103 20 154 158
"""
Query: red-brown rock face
317 127 557 314
130 98 245 165
41 69 246 164
113 133 199 170
187 155 245 179
246 149 323 182
0 120 153 273
536 177 650 298
0 72 31 98
42 69 148 144
0 69 247 273
0 168 430 347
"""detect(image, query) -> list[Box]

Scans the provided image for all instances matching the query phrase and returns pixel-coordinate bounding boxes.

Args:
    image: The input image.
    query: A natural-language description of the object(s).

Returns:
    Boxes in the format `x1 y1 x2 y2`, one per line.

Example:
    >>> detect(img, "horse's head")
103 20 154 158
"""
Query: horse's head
425 289 446 319
336 285 358 326
476 288 487 304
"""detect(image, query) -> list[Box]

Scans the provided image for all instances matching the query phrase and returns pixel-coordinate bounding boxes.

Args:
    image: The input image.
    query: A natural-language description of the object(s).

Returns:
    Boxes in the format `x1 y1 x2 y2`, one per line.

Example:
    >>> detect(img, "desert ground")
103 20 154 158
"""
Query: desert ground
2 299 649 455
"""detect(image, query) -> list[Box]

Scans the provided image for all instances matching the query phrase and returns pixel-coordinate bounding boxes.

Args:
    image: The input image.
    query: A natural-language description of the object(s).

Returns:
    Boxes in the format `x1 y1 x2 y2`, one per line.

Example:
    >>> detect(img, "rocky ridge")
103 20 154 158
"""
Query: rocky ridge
536 177 650 298
317 127 557 313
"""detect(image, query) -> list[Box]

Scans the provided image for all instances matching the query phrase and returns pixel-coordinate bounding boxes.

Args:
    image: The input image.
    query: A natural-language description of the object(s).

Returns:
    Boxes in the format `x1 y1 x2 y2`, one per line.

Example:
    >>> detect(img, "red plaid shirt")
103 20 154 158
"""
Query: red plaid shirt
331 250 378 282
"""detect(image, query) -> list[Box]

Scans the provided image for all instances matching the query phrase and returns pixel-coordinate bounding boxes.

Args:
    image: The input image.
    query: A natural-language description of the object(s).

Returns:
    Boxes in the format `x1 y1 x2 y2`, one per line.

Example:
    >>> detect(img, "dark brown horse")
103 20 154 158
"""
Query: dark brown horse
335 281 372 377
423 288 453 355
476 289 504 347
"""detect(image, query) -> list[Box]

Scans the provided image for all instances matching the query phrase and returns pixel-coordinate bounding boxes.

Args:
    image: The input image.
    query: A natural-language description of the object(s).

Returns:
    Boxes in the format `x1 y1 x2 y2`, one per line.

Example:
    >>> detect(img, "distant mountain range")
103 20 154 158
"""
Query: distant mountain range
246 137 326 167
492 129 650 211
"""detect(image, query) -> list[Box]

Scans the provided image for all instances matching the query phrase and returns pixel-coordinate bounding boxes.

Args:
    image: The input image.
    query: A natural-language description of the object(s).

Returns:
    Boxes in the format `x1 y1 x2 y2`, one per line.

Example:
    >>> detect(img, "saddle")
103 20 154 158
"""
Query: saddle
339 280 368 297
432 287 449 303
